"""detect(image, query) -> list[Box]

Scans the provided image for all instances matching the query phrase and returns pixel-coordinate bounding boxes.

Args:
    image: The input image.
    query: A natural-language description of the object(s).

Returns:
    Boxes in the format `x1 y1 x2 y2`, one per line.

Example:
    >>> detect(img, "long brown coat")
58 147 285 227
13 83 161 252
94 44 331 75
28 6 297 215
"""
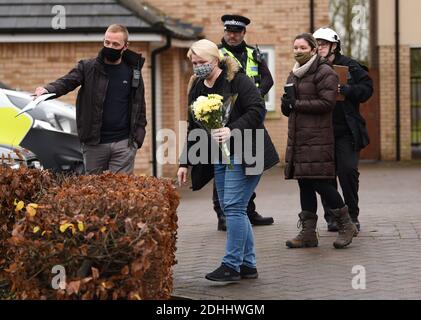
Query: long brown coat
284 55 339 179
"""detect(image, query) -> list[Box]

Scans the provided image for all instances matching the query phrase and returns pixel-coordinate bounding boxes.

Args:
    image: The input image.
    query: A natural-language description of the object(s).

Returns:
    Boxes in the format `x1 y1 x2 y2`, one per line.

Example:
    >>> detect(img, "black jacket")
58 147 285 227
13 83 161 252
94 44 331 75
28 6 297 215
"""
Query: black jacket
180 57 279 191
44 49 147 148
333 54 373 151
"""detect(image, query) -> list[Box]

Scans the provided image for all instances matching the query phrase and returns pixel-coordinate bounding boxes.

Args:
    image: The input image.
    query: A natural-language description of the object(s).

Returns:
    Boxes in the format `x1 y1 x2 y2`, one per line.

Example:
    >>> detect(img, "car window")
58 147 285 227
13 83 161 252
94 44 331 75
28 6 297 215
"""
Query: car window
37 101 77 134
6 94 77 135
6 95 28 109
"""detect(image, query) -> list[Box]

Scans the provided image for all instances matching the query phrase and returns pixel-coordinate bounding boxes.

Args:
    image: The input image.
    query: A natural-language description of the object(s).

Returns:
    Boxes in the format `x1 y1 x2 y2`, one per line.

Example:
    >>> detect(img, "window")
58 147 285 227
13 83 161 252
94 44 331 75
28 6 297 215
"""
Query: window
259 45 276 112
411 48 421 149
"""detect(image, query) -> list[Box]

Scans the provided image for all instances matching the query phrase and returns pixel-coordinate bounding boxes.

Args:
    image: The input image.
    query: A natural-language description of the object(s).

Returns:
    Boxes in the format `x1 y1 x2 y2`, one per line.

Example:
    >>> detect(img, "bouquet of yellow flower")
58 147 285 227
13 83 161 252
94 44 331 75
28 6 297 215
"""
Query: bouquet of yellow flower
190 93 238 169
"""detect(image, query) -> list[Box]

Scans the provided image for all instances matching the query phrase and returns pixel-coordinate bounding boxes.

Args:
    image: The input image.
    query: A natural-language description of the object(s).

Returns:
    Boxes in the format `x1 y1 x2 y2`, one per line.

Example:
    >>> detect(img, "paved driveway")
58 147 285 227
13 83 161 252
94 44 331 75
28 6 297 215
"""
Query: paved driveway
173 162 421 300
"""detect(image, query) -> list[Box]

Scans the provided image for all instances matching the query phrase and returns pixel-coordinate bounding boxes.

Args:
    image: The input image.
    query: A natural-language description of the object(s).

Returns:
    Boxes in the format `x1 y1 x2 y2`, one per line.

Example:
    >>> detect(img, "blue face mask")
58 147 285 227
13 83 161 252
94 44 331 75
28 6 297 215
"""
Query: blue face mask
193 63 214 79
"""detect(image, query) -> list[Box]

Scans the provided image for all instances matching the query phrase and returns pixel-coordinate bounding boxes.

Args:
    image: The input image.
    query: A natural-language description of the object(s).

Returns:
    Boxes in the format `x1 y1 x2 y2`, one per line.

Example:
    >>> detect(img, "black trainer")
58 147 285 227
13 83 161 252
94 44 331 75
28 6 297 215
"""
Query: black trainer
240 265 258 279
205 264 241 282
248 212 274 226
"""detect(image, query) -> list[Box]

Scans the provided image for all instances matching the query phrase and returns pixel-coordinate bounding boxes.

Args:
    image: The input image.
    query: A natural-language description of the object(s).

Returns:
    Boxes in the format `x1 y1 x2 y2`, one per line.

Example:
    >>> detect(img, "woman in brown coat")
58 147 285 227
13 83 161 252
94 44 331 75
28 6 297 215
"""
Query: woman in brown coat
281 33 357 249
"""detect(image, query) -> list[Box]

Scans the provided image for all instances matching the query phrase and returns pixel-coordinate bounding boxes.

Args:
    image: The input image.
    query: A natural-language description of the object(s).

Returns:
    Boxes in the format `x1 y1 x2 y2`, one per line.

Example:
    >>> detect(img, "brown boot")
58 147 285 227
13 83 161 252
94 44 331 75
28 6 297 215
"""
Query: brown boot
286 211 318 248
331 206 358 249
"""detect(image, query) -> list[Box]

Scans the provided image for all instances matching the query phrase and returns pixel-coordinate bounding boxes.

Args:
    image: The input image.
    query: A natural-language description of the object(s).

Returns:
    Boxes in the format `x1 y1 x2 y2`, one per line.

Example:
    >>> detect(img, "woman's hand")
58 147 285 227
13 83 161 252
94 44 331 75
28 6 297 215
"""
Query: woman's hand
177 167 188 187
281 94 295 117
211 127 231 143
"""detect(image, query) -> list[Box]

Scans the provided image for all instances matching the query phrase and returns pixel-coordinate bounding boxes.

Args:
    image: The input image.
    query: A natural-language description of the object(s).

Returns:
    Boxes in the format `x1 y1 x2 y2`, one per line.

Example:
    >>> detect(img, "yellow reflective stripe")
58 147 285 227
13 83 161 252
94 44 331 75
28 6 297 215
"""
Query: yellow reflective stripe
219 48 243 68
245 47 259 77
0 106 33 146
219 47 260 85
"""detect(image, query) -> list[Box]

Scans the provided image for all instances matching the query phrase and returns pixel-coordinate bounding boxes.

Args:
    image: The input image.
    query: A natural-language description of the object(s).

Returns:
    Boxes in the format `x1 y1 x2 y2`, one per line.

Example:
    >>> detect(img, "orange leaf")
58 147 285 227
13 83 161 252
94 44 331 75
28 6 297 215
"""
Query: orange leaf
121 265 129 275
26 203 38 217
101 281 114 289
66 280 81 295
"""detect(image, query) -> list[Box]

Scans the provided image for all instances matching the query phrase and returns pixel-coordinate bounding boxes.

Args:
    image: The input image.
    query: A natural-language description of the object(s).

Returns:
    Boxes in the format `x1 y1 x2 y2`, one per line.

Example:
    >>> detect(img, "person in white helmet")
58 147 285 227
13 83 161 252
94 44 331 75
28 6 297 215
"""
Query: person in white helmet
313 27 373 232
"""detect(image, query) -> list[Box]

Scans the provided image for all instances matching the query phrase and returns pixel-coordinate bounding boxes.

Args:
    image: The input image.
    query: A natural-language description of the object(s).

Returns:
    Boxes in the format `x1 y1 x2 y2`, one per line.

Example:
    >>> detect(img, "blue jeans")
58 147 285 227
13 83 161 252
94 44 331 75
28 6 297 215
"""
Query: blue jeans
214 160 261 272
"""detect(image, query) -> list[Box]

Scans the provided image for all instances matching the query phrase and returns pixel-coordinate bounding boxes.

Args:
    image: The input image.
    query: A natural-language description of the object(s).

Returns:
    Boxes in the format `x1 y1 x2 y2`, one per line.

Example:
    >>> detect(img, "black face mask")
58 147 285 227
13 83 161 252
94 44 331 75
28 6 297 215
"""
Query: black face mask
102 46 124 62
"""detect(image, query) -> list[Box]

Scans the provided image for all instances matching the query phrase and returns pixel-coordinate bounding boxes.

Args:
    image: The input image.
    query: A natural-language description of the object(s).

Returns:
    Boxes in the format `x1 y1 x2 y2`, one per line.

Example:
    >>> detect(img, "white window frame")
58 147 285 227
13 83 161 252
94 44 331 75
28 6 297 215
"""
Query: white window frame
258 45 276 112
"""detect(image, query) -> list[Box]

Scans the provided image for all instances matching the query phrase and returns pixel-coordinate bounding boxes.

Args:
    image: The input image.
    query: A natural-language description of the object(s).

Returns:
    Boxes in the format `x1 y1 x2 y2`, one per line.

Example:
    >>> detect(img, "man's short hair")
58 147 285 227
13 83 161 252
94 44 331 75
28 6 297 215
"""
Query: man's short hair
106 24 129 43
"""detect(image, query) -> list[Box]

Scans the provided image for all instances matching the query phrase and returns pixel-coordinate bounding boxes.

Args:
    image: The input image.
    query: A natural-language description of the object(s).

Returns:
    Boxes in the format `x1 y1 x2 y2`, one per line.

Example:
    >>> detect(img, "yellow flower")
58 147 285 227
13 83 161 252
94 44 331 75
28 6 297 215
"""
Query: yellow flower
202 104 210 113
192 94 224 122
60 222 75 234
208 94 223 101
33 226 40 234
15 200 24 212
77 221 84 232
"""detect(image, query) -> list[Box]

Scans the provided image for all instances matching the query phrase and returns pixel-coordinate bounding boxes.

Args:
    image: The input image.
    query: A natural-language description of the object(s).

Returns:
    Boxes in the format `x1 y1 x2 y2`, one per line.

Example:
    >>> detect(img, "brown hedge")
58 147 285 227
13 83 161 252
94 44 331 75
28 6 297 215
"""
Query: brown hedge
0 167 56 273
1 168 179 300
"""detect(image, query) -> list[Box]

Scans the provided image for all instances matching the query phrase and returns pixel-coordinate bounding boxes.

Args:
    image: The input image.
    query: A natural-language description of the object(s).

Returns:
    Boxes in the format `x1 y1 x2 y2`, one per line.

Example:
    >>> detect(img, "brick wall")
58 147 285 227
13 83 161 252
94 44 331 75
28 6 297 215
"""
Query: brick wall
0 41 153 174
378 45 411 160
157 47 206 178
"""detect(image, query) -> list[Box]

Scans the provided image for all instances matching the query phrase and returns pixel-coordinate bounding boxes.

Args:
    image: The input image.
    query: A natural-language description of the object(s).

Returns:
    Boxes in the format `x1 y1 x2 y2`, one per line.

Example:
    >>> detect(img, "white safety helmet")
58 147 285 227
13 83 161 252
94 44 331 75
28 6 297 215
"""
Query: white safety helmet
313 27 340 43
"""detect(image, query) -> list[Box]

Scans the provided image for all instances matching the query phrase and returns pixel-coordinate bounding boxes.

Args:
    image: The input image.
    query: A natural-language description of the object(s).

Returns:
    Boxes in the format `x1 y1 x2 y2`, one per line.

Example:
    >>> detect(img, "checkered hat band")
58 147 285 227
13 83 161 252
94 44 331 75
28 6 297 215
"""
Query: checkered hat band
224 20 246 28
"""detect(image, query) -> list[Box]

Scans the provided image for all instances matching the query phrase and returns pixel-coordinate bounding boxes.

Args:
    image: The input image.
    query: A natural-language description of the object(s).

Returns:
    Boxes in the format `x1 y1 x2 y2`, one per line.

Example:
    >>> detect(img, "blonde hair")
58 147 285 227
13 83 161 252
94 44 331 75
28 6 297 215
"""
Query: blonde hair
187 39 221 63
106 24 129 43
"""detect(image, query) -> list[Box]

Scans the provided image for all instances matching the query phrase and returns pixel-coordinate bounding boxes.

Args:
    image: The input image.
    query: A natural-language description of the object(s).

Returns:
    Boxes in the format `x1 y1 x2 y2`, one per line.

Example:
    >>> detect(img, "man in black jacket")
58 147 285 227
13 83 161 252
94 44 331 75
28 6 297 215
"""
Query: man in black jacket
34 24 146 175
313 27 373 232
212 14 274 231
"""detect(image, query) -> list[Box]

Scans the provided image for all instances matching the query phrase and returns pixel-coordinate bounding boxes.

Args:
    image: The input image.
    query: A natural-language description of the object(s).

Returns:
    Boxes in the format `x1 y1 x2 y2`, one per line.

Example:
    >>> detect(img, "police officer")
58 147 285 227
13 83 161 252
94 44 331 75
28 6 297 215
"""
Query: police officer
212 14 275 231
219 15 274 96
313 27 373 232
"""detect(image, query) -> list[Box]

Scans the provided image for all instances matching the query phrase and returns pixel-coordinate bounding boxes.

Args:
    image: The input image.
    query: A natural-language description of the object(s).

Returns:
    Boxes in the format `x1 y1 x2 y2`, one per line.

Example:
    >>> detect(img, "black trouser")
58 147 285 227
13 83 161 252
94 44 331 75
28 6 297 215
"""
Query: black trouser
213 180 256 217
323 135 360 222
298 179 345 213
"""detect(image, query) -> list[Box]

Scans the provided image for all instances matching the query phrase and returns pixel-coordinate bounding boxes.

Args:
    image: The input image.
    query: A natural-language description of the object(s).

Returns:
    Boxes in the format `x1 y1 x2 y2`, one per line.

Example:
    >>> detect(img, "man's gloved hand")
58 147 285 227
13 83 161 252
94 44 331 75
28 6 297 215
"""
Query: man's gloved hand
281 94 296 117
339 84 352 97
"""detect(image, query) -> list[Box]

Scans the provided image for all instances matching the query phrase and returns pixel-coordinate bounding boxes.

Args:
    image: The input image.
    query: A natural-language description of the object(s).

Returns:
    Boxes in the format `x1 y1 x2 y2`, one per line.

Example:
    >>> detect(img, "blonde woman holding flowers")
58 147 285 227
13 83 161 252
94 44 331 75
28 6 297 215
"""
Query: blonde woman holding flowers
178 39 279 282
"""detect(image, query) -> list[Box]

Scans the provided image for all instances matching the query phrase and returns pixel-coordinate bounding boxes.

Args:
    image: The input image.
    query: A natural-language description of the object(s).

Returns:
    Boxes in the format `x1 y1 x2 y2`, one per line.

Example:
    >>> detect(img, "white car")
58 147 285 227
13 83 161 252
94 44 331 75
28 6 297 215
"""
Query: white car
0 88 83 173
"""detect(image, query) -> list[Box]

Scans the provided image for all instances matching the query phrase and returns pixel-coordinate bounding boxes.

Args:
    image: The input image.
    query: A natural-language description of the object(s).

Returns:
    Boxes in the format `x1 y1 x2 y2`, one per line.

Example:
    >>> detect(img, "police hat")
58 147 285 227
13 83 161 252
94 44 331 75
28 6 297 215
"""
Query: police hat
221 14 250 32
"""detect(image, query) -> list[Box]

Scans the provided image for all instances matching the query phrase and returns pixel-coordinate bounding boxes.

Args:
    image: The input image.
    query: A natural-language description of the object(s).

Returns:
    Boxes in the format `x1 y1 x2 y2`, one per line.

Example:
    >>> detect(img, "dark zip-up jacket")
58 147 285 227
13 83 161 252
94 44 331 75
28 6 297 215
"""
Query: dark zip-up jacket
333 54 373 151
44 49 147 148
